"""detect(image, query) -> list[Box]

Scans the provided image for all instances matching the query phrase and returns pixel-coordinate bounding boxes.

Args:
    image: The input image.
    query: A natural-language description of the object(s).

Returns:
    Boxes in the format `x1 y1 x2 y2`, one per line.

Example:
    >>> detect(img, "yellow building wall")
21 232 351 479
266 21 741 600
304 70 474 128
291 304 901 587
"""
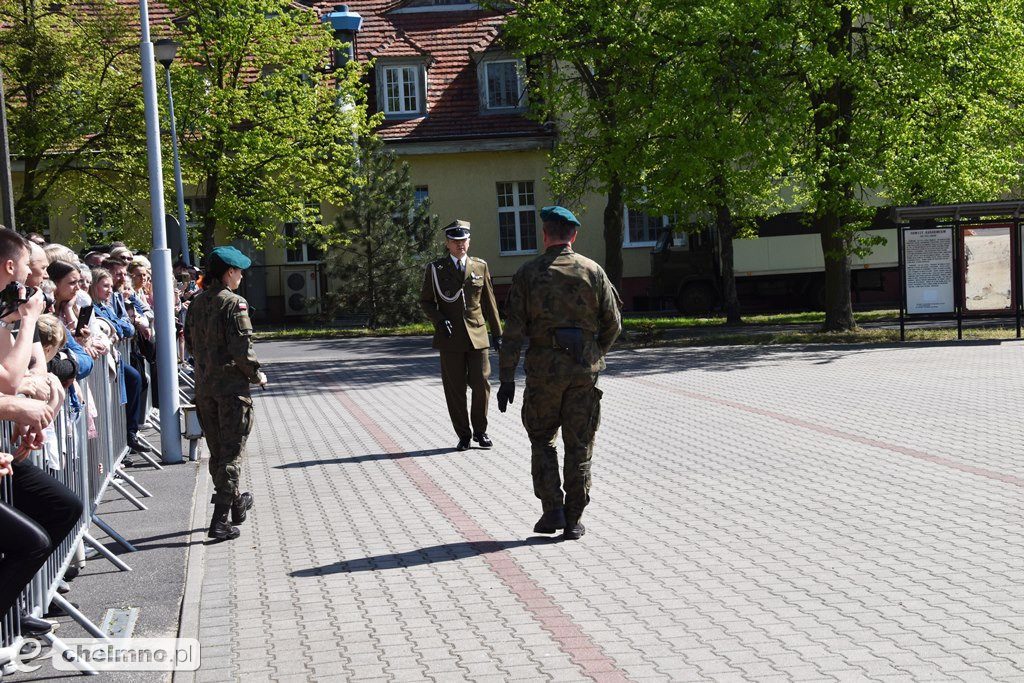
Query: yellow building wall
399 149 653 290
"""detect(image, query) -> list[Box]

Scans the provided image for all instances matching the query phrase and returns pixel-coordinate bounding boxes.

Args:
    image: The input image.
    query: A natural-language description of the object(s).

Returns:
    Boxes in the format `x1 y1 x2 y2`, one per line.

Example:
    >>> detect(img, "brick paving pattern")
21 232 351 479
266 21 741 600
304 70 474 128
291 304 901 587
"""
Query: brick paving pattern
180 338 1024 682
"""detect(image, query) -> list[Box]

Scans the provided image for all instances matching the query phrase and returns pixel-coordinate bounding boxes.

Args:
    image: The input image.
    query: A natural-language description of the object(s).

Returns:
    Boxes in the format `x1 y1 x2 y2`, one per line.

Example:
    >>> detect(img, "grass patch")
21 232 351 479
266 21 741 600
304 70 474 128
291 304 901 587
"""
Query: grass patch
254 309 1021 348
620 325 1019 348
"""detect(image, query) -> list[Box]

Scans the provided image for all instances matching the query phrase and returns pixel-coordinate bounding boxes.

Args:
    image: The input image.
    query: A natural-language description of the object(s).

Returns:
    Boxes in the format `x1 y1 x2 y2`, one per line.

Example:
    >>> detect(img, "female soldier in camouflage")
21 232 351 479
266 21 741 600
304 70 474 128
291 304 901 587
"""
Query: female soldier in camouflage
184 246 267 541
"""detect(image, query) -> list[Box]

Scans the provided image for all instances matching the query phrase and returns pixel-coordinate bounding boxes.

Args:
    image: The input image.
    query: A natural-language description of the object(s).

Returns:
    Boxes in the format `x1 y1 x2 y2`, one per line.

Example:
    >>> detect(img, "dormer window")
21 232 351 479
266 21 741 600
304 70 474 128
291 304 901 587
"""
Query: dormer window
479 58 525 112
377 61 427 117
392 0 479 12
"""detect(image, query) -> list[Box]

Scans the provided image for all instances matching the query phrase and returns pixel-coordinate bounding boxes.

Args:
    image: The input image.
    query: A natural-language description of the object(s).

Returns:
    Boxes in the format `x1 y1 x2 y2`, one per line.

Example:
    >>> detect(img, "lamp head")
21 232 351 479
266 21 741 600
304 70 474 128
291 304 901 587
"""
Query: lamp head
154 39 179 68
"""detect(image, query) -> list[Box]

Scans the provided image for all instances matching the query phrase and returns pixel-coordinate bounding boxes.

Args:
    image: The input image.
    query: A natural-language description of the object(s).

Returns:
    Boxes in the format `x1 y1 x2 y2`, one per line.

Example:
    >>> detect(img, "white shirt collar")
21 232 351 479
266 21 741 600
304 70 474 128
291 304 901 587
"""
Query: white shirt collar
451 255 466 269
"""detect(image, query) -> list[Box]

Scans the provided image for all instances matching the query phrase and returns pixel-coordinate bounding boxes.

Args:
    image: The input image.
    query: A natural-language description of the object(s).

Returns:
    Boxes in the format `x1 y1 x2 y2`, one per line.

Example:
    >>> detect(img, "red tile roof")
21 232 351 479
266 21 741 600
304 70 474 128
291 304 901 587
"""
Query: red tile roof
311 1 550 143
109 0 547 143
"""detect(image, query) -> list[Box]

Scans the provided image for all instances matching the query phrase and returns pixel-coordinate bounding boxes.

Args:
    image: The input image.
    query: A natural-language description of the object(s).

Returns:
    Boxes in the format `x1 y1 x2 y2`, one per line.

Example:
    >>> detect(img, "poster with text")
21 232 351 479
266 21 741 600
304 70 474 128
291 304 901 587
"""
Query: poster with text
904 228 954 314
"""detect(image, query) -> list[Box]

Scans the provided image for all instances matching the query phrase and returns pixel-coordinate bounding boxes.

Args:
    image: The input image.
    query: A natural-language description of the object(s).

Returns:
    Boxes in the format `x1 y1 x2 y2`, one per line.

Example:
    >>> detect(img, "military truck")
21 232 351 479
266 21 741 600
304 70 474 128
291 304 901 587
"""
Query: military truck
650 212 900 314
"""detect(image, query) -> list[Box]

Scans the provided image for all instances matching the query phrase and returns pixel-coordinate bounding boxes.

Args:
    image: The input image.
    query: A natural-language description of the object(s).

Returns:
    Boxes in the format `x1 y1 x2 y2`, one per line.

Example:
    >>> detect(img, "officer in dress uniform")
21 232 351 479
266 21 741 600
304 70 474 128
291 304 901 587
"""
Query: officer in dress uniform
497 206 621 540
419 220 503 451
184 246 267 541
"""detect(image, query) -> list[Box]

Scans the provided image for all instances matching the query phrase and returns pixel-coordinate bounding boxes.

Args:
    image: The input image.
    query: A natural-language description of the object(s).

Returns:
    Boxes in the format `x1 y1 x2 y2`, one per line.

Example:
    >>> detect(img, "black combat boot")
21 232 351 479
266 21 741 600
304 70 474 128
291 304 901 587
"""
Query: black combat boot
231 492 254 525
533 508 566 534
208 505 240 541
562 517 585 541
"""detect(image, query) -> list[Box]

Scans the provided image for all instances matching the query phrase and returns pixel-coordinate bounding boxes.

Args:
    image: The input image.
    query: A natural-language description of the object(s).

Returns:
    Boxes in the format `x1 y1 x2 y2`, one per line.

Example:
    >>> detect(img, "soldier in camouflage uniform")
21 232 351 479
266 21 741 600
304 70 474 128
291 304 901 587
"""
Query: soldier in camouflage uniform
184 246 267 541
497 206 621 540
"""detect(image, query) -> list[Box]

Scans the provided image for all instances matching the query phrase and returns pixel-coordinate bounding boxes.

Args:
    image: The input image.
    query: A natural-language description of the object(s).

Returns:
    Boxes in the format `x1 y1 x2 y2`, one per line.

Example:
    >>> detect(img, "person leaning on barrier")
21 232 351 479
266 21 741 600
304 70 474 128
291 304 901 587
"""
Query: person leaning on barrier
185 246 265 541
0 228 83 636
418 220 503 452
497 206 622 541
91 265 148 456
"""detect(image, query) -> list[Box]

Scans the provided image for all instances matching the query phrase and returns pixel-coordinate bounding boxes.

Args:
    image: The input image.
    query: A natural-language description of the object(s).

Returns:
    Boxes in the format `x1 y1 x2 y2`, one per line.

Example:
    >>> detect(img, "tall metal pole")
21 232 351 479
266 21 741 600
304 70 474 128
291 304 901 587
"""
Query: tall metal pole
0 68 16 231
139 0 182 463
163 65 191 267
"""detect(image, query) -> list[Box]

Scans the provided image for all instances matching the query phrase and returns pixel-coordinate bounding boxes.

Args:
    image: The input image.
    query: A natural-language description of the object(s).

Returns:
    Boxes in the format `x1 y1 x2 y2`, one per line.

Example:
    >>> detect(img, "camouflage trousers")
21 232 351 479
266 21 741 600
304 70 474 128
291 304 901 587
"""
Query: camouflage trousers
196 391 254 506
521 350 603 521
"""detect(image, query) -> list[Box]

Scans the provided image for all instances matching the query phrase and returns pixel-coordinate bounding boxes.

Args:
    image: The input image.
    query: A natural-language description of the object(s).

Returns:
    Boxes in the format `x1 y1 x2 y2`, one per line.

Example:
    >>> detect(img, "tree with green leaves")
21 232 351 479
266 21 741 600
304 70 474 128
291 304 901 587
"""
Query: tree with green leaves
0 0 145 238
498 0 667 289
323 135 437 329
787 0 1024 330
641 0 804 323
165 0 370 256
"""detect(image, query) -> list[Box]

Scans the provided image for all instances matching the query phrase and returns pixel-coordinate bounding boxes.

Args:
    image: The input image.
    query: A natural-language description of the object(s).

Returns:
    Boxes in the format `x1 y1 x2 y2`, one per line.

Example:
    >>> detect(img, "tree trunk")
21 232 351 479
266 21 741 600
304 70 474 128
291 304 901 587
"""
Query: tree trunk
603 179 624 289
817 214 855 331
14 157 47 234
201 171 219 257
714 200 742 324
814 3 856 332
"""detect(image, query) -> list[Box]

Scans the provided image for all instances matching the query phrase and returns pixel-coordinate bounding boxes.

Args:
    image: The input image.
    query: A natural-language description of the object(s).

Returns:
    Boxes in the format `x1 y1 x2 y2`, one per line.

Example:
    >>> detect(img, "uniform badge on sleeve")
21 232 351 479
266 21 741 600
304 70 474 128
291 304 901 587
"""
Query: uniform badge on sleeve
239 302 248 310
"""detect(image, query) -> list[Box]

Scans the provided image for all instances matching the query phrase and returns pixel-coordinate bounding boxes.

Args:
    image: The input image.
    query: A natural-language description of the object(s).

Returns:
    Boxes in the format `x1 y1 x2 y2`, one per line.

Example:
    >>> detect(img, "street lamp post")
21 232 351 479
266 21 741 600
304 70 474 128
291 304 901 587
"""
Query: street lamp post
138 0 183 464
154 38 191 268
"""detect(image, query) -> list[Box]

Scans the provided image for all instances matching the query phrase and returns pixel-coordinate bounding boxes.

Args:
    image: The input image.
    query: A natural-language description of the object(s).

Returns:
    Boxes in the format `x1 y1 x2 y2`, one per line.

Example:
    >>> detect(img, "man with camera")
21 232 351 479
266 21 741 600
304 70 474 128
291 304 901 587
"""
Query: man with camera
0 228 83 636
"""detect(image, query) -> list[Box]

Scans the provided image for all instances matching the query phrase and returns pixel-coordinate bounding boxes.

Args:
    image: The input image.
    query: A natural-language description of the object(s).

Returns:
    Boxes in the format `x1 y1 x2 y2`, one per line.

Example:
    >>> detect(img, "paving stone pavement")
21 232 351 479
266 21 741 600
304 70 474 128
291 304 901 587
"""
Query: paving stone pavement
174 337 1024 683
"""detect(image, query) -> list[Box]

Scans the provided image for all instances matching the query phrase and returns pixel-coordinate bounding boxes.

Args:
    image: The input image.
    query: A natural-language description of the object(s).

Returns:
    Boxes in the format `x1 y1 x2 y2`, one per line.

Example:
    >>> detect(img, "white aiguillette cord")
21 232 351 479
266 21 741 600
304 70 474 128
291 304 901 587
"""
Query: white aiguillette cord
431 262 466 308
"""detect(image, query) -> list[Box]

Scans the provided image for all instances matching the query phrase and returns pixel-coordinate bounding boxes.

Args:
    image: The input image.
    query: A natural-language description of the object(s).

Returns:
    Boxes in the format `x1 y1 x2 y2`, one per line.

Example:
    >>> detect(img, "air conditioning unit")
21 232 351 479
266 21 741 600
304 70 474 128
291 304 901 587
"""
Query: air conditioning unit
282 267 321 316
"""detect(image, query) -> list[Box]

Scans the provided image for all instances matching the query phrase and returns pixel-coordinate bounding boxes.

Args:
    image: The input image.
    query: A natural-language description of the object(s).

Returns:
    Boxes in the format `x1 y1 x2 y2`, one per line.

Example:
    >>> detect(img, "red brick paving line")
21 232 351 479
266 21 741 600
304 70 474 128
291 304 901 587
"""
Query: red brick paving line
333 388 631 683
639 377 1024 488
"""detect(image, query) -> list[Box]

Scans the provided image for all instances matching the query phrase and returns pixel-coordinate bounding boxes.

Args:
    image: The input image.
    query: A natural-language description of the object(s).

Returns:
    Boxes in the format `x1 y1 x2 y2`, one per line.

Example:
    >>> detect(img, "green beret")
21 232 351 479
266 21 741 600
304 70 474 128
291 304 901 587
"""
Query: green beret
539 206 580 226
209 245 252 269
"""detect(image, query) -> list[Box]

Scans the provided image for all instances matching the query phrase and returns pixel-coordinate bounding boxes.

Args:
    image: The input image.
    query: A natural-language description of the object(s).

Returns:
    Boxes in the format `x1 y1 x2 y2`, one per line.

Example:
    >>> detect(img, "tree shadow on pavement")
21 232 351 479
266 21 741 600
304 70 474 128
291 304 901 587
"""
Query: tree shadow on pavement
274 448 452 468
261 357 438 397
605 343 882 377
290 538 560 576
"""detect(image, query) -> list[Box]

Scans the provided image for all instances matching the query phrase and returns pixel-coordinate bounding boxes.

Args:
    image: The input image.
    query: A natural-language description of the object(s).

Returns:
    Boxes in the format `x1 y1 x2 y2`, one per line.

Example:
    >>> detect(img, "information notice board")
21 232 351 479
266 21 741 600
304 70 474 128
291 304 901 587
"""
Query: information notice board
904 227 955 314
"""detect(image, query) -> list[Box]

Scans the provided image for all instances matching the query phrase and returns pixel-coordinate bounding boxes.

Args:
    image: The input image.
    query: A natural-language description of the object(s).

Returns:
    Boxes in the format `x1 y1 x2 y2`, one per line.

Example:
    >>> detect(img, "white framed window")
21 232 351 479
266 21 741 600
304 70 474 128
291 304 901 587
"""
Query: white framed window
377 62 426 117
480 59 525 111
393 0 478 11
497 181 537 254
624 205 669 247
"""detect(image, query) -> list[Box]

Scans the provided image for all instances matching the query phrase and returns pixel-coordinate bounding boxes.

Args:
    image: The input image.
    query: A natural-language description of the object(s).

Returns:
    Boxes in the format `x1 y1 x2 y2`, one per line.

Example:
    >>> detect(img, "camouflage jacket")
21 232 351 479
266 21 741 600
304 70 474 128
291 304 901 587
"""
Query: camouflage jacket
499 245 621 382
419 255 502 352
184 283 262 392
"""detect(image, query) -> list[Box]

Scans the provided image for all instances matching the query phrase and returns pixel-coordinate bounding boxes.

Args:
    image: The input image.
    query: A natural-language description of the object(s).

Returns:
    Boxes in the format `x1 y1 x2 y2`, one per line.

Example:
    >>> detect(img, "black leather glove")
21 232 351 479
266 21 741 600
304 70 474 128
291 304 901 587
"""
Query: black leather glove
497 381 515 413
436 319 453 338
492 335 502 352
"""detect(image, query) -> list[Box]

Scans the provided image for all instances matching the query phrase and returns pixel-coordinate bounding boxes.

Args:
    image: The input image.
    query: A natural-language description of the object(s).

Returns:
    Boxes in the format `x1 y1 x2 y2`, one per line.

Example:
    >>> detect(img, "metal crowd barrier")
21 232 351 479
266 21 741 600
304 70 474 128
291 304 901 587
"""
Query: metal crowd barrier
0 338 163 676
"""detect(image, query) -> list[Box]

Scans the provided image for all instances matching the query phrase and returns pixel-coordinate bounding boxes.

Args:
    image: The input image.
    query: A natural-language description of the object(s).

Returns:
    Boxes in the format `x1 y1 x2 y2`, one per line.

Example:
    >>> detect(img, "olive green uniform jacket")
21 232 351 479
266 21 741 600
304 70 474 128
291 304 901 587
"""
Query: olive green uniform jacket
419 255 502 350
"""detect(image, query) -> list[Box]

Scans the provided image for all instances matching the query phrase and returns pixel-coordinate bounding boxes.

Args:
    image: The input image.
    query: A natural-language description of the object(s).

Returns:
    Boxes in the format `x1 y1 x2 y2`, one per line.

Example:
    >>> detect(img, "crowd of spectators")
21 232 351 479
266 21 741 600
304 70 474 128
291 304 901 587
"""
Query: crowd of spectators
0 228 198 641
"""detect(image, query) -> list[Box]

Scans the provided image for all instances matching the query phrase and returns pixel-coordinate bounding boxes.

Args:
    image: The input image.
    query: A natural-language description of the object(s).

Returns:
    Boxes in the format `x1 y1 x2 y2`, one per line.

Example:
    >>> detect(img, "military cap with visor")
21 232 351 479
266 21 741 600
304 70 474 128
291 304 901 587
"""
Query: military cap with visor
540 206 580 227
443 220 471 240
208 245 252 269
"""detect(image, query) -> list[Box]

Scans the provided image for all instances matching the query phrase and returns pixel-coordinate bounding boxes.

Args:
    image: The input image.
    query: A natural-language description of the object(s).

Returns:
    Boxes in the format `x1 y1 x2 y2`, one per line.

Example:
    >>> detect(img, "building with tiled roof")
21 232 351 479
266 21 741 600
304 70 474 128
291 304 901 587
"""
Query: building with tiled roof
24 0 658 320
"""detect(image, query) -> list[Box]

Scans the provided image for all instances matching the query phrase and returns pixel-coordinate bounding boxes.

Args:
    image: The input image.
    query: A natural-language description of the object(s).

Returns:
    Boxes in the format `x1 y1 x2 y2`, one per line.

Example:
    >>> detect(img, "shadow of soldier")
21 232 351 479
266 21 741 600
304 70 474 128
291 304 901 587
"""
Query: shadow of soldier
289 537 559 576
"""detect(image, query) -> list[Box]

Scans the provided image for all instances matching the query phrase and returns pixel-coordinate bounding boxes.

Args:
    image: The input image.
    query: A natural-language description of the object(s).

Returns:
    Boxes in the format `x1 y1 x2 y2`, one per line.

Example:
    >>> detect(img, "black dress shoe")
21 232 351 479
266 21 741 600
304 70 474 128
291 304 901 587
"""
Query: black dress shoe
127 434 153 453
19 613 54 636
533 508 566 534
456 436 471 451
562 520 586 540
473 433 493 449
231 492 254 525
